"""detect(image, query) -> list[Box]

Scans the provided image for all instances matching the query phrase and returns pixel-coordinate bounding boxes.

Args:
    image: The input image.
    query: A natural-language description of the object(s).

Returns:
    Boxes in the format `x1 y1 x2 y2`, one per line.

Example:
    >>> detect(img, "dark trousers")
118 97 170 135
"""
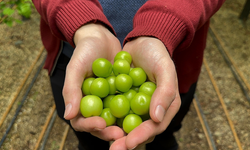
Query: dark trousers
50 53 197 150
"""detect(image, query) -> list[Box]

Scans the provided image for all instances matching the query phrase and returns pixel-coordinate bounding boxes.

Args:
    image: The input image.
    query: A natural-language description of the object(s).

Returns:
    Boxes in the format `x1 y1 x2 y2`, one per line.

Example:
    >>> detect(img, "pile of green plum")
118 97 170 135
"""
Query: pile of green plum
80 51 156 133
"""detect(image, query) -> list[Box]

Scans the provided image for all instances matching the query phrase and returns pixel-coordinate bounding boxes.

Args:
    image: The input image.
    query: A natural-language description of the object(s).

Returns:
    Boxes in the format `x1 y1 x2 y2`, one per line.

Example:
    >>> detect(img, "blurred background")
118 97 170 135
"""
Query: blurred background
0 0 250 149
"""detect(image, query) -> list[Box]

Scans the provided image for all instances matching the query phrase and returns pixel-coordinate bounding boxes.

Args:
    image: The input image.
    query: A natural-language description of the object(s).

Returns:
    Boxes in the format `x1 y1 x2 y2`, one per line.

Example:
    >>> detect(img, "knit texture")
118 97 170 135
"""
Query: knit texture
99 0 146 44
55 0 115 46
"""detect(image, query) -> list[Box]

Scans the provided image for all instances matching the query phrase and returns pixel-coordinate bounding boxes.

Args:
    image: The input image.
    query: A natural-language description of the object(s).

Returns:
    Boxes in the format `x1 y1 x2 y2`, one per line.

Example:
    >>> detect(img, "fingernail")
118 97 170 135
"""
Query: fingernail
64 103 72 118
155 105 165 122
93 128 102 131
129 146 137 150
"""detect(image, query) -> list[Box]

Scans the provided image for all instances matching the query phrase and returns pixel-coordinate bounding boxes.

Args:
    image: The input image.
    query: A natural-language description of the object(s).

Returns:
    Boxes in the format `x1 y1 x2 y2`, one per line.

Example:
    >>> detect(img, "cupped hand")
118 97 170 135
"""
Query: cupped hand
110 37 181 150
62 23 124 141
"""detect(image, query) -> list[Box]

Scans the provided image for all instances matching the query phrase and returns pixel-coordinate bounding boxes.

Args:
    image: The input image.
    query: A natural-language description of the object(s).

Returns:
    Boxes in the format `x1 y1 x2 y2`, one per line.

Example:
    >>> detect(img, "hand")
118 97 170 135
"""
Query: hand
62 23 124 141
110 37 181 150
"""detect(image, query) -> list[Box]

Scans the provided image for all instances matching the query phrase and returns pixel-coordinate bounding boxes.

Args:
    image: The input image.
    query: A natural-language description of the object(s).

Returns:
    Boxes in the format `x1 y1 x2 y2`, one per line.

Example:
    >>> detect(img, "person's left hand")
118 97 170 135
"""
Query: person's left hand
109 37 181 150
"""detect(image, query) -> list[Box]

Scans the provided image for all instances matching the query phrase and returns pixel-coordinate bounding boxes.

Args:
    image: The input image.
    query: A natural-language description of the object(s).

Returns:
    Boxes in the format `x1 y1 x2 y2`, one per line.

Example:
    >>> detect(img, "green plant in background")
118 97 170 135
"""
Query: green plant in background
0 0 32 26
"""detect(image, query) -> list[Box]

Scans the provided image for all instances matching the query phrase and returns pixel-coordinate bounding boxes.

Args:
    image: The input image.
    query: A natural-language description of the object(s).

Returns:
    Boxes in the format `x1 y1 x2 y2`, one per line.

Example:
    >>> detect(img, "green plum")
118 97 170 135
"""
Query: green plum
129 68 147 86
115 74 133 93
103 95 115 108
100 108 116 126
109 95 130 118
92 58 112 78
106 75 117 95
114 51 132 64
123 114 142 133
82 77 95 95
113 59 130 76
80 95 103 118
139 81 156 96
90 78 109 98
130 92 151 115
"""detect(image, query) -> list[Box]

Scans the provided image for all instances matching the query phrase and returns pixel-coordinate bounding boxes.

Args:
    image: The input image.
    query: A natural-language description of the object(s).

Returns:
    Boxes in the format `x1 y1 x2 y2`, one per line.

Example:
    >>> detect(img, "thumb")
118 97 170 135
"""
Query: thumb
149 61 179 123
62 57 86 120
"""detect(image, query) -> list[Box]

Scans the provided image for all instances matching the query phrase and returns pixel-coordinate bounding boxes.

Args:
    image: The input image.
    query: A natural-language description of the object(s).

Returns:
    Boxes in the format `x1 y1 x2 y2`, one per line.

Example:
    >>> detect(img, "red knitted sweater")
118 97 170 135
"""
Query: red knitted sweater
32 0 225 93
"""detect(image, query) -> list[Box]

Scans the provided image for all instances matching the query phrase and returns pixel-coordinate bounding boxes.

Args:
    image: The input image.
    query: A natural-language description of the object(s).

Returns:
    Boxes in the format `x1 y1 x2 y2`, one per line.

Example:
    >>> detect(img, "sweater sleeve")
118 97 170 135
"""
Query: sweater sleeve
32 0 115 47
124 0 225 56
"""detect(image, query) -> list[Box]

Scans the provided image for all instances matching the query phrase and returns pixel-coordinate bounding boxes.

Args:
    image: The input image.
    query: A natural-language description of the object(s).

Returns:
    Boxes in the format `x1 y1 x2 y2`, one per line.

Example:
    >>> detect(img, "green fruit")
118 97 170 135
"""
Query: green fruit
90 78 109 98
139 82 156 96
129 68 147 86
115 74 133 93
106 75 117 95
103 95 115 108
123 114 142 133
113 59 130 76
114 51 132 64
80 95 103 117
131 86 140 92
100 108 116 126
123 89 137 101
109 95 130 118
82 77 95 95
92 58 112 78
130 92 151 115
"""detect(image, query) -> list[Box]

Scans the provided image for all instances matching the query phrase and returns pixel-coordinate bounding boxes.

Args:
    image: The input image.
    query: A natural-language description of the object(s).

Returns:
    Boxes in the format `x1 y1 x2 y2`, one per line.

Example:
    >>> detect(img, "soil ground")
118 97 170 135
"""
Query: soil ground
0 0 250 150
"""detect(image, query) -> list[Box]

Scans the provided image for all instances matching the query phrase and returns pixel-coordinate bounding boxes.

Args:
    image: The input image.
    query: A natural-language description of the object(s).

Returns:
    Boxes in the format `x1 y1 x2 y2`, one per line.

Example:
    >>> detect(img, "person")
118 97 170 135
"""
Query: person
32 0 225 149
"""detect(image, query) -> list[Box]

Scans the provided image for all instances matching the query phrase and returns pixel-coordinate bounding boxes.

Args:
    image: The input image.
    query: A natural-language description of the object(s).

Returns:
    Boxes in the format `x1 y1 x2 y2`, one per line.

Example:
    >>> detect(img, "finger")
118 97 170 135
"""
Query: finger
109 136 127 150
149 59 178 123
133 137 154 150
70 116 106 132
110 124 154 150
124 120 156 149
63 41 99 120
62 54 86 120
90 126 125 141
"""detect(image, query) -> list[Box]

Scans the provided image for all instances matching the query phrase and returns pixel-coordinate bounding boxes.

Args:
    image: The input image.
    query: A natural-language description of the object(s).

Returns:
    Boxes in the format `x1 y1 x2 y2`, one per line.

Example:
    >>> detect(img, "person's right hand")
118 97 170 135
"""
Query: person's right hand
62 23 125 141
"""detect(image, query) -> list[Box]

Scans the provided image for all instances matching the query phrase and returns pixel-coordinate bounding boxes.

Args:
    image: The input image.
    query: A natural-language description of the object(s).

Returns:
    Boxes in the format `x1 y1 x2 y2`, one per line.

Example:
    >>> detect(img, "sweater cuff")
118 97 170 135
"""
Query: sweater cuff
124 11 187 57
53 1 114 47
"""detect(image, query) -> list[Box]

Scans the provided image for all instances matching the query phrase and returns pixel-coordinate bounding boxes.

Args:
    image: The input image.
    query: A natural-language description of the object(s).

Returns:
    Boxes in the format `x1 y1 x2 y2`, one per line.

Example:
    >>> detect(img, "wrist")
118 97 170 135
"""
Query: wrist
73 23 110 46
